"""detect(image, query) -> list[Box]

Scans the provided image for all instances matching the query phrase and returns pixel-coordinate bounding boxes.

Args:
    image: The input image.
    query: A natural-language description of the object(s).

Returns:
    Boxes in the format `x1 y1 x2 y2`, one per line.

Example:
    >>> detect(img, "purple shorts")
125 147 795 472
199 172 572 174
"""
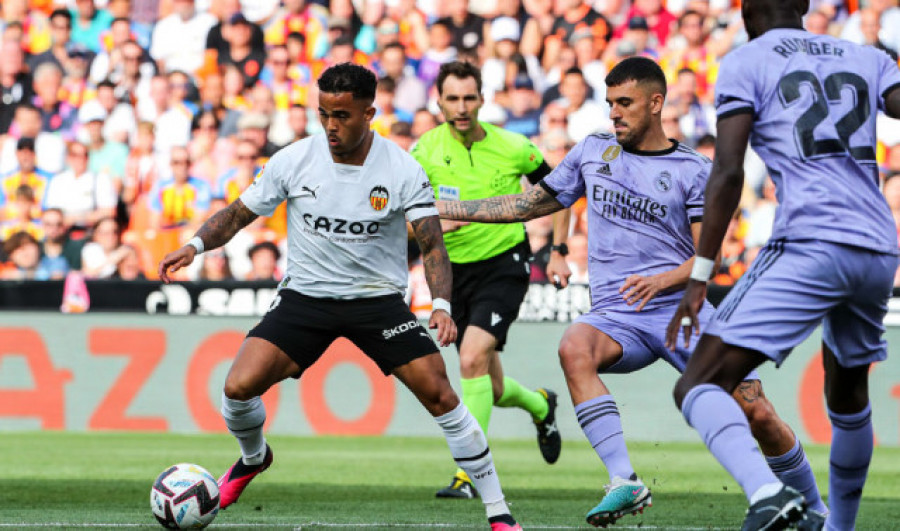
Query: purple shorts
574 301 760 380
706 239 897 368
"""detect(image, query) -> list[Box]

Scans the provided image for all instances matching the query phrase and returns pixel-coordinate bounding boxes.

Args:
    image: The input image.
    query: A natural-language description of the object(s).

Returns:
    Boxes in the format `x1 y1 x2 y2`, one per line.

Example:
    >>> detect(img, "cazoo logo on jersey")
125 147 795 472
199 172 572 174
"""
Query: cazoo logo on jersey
302 214 380 235
383 319 422 339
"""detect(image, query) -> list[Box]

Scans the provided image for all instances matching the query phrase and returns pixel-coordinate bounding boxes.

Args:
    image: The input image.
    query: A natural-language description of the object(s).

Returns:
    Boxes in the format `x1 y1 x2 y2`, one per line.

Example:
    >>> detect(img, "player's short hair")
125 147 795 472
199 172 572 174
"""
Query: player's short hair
318 63 377 102
436 61 482 96
605 56 667 97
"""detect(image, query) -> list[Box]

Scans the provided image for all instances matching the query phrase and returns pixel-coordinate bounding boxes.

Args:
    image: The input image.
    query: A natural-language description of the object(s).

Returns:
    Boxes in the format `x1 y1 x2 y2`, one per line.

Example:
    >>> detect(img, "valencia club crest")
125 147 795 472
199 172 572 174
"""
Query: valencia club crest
369 186 389 211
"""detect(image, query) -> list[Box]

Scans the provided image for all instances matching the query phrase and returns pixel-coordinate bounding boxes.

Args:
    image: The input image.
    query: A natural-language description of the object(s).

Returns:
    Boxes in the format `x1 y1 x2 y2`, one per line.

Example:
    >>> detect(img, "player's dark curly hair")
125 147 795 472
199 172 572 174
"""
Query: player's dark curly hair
436 61 482 96
605 56 667 97
318 63 377 102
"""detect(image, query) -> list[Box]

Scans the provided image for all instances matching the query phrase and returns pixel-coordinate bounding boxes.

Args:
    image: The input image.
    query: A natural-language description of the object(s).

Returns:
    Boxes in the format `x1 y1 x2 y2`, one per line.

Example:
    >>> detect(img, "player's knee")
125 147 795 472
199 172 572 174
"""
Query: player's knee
458 352 489 378
557 337 595 378
429 385 461 416
223 373 262 402
743 398 783 442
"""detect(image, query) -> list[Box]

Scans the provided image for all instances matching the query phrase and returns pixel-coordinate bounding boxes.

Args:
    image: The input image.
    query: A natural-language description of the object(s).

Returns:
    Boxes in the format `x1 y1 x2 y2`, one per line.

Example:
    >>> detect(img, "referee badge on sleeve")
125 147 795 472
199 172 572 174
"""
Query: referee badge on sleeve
370 185 389 211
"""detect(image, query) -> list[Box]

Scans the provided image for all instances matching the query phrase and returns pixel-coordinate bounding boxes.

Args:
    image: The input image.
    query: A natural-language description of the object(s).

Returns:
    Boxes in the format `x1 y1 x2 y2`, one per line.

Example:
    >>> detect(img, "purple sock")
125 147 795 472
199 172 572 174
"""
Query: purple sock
767 438 827 514
575 395 635 482
827 404 872 530
682 384 778 501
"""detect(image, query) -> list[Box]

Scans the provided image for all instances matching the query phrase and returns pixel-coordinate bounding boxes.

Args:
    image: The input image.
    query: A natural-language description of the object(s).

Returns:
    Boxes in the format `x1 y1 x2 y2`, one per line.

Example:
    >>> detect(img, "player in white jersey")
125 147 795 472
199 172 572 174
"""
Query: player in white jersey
667 0 900 529
158 64 523 531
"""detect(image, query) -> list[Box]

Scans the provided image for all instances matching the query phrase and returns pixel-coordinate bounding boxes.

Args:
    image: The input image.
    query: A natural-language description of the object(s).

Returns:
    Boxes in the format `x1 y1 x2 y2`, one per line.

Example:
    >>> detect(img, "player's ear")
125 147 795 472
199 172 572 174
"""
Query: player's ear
650 92 665 114
364 103 377 121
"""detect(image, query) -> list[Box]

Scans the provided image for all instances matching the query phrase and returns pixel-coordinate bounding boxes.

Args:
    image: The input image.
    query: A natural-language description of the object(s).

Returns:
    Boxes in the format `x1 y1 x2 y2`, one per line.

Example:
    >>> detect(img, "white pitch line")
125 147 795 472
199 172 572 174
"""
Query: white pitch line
0 524 731 530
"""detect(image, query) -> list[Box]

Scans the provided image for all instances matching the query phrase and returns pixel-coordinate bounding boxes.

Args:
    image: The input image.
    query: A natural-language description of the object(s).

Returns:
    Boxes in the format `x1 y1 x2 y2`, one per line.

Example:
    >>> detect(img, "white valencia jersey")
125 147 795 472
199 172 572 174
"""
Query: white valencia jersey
240 133 438 299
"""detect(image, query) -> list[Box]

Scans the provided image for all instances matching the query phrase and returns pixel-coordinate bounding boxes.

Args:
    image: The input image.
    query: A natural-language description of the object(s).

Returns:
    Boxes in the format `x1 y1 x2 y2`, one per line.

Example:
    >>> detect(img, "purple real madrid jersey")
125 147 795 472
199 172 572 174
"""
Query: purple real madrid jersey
715 28 900 254
540 134 710 312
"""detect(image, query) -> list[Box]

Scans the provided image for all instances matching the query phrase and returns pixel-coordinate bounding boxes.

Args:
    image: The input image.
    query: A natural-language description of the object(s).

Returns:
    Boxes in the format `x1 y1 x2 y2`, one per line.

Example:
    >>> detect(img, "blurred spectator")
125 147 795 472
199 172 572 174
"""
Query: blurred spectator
569 26 609 98
436 0 484 52
147 145 211 229
80 217 129 278
557 67 610 141
503 74 542 138
661 105 685 143
151 71 194 164
237 111 278 159
695 133 716 160
1 231 48 280
2 0 51 56
841 0 900 55
288 103 309 142
91 79 137 145
377 42 426 116
744 176 777 260
122 121 159 210
669 68 716 147
214 139 260 206
40 207 83 272
565 232 589 283
411 108 439 139
218 13 266 90
150 0 216 74
81 104 128 196
187 110 229 186
543 0 612 73
28 9 73 73
388 121 414 152
198 247 234 281
33 62 77 139
261 44 305 110
418 20 458 89
0 40 33 134
263 0 329 62
805 9 831 36
70 0 114 54
619 0 677 47
112 244 145 280
371 76 409 137
0 184 43 241
604 15 658 64
860 8 898 61
245 240 281 281
206 0 265 64
89 16 140 84
660 9 717 102
45 141 117 230
1 137 52 208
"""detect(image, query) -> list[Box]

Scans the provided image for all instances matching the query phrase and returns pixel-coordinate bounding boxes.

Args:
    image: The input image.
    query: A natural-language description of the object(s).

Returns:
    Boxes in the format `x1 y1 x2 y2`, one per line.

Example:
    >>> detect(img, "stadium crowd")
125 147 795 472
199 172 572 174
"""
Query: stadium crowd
0 0 899 294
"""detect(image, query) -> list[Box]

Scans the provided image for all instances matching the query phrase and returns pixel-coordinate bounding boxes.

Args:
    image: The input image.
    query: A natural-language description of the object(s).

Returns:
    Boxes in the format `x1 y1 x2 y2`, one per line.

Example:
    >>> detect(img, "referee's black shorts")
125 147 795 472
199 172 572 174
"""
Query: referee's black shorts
451 239 531 351
248 289 439 377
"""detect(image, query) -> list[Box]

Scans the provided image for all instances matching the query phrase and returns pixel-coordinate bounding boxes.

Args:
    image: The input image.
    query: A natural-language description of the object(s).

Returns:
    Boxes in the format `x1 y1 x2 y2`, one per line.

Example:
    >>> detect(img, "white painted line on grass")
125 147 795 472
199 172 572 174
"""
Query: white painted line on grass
0 524 731 530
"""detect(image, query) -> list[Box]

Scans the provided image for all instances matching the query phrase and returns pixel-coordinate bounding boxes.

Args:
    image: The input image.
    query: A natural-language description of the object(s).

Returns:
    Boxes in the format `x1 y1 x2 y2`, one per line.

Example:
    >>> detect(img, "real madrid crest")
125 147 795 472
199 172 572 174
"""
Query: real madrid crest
602 145 622 162
369 185 389 211
655 171 672 193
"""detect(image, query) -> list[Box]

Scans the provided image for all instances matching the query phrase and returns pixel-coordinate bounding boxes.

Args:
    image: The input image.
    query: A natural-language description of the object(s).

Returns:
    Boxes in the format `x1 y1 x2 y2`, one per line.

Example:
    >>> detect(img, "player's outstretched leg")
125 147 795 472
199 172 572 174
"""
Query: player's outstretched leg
735 381 828 518
395 353 522 530
219 393 273 509
675 338 808 530
217 337 299 509
436 374 491 499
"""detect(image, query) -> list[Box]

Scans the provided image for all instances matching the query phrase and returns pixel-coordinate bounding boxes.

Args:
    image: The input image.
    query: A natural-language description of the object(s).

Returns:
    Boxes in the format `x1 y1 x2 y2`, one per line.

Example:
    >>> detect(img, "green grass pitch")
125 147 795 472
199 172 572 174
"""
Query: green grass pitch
2 432 899 530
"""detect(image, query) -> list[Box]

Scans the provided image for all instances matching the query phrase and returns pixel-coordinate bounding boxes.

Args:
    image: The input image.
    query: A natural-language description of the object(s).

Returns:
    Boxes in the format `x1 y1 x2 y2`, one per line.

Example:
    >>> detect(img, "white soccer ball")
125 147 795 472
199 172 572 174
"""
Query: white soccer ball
150 463 220 529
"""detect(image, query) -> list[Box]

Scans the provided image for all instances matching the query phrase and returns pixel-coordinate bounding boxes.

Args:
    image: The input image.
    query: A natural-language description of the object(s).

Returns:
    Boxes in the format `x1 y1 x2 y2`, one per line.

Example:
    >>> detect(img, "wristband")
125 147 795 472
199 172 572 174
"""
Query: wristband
187 236 205 255
432 297 452 315
690 256 715 282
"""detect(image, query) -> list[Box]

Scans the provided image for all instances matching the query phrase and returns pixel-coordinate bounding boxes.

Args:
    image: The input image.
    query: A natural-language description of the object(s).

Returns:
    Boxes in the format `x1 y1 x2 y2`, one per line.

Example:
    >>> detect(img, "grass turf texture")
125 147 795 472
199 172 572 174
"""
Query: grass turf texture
2 433 899 530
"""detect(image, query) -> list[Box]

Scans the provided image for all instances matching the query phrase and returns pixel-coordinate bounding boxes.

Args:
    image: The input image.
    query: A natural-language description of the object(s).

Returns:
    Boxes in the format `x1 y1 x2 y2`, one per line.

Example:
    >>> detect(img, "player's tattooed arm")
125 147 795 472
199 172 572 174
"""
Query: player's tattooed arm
410 215 453 302
194 199 259 251
437 186 564 223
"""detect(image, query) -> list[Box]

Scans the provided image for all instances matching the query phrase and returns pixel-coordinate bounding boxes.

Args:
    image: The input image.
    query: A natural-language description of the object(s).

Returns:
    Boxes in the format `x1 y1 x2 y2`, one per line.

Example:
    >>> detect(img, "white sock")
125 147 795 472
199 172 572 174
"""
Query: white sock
749 482 785 506
435 403 509 518
221 393 267 465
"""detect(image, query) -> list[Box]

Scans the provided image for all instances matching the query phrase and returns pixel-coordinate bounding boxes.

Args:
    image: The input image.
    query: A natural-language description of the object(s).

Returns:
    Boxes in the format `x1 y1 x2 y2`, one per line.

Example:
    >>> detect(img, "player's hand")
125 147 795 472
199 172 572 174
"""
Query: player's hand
665 280 707 350
158 245 197 284
546 252 572 289
620 274 665 312
429 309 457 347
440 219 470 233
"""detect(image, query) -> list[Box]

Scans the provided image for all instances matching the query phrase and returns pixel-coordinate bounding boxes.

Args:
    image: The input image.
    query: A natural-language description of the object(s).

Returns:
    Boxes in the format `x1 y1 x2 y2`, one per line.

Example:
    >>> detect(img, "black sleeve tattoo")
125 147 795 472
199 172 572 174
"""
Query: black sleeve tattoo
410 215 452 302
194 199 259 251
736 380 761 403
437 186 564 223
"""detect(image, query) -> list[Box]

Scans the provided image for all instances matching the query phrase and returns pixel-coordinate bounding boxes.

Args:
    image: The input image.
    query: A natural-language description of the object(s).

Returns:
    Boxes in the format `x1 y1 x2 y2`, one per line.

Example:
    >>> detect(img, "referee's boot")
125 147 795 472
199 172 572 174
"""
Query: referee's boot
218 444 273 509
534 388 561 464
435 471 478 499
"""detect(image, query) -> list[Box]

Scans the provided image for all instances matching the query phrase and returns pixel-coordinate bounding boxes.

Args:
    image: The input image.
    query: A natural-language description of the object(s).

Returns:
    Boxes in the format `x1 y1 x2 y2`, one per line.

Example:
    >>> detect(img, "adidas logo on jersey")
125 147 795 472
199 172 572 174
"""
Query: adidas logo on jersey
597 163 612 176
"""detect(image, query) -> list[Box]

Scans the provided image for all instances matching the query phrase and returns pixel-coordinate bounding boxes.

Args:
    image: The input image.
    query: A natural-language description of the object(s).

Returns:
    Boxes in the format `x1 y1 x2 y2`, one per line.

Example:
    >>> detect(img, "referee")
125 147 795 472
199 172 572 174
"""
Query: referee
412 61 562 499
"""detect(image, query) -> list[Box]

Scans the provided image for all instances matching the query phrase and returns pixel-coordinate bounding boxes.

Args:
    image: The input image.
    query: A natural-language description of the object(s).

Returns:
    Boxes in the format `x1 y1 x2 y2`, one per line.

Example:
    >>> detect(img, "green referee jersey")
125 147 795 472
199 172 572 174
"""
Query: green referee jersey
412 122 548 263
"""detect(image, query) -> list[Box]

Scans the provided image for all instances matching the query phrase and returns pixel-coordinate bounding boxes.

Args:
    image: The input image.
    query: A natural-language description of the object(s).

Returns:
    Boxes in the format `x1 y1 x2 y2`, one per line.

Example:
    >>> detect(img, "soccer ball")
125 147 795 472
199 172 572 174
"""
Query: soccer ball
150 463 220 529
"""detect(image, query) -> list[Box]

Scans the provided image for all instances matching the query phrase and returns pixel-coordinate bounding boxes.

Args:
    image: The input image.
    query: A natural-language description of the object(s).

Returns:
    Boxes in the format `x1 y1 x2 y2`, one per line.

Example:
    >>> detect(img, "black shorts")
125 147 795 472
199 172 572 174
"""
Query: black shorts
247 289 439 377
451 239 531 351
